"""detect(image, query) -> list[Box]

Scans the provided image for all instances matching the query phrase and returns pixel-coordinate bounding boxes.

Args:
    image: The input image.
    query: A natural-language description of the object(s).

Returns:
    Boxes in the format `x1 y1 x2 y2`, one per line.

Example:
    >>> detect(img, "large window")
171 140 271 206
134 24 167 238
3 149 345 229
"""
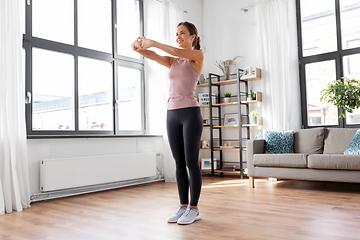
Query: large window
24 0 145 136
297 0 360 128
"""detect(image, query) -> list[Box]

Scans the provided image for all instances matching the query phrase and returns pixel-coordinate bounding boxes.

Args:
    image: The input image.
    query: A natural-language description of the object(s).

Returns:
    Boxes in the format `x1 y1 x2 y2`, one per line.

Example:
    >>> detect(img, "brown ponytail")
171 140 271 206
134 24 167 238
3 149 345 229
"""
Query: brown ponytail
177 21 201 50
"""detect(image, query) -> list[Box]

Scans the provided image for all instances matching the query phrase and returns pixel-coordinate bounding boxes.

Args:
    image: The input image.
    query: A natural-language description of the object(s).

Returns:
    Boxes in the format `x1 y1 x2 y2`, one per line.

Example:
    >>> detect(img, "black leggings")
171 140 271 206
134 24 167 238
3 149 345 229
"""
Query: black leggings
167 107 203 206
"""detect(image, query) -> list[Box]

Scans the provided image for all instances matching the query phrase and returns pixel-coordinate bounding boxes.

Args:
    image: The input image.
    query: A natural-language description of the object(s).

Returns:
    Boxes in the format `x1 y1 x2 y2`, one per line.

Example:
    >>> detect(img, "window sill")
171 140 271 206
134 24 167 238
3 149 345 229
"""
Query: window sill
27 134 163 139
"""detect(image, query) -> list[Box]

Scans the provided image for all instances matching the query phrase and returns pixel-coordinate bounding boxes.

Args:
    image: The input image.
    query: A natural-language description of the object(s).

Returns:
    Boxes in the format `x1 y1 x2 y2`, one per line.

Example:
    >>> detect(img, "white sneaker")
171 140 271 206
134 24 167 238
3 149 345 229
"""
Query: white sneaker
177 206 201 225
167 205 187 223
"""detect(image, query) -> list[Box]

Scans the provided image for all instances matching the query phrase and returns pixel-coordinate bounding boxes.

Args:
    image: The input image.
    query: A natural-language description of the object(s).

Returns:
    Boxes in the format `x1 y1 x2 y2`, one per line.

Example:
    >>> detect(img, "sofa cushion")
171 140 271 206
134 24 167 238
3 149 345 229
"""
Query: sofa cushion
323 128 359 154
294 128 325 154
308 154 360 170
344 129 360 155
265 130 294 154
253 154 308 168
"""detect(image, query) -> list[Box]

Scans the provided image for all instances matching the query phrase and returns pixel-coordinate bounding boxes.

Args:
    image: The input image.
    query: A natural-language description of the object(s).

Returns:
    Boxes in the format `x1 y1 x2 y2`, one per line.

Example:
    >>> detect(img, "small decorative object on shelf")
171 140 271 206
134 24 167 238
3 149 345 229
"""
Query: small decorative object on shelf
215 56 243 80
199 93 216 105
202 140 210 149
201 158 217 170
247 90 256 101
243 66 253 77
249 110 259 125
224 113 239 126
224 92 232 103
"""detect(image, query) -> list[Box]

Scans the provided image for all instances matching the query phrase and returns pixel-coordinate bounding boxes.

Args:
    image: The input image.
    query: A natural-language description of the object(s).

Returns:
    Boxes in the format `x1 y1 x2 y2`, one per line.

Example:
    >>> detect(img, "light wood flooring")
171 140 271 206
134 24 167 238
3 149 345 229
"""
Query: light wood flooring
1 176 360 240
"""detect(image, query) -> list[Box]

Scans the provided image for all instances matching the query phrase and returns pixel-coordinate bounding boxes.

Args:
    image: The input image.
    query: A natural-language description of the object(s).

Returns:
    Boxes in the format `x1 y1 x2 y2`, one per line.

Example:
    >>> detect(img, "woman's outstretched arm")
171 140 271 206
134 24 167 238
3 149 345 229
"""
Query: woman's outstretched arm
139 38 203 63
132 38 173 69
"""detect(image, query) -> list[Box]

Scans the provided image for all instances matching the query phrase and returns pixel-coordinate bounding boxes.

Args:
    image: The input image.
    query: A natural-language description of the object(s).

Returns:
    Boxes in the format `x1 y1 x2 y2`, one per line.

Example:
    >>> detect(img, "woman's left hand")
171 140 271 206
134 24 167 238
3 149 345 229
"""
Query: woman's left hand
139 38 155 50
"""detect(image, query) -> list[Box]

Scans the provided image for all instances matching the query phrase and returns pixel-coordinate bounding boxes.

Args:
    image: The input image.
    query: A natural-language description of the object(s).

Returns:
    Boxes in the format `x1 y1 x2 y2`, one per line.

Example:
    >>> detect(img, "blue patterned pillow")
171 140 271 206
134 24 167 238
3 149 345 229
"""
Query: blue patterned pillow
344 129 360 155
265 130 294 154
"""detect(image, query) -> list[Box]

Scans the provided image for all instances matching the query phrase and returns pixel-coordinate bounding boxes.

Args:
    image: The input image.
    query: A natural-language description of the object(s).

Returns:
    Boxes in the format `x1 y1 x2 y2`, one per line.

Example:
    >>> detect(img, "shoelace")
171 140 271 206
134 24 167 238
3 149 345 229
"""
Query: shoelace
176 206 186 214
183 207 194 217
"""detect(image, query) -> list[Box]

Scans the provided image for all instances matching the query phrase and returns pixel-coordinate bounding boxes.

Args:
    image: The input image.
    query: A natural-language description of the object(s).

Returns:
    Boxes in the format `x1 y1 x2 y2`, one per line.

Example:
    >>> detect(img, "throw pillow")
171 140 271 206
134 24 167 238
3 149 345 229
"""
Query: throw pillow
344 129 360 155
265 130 294 154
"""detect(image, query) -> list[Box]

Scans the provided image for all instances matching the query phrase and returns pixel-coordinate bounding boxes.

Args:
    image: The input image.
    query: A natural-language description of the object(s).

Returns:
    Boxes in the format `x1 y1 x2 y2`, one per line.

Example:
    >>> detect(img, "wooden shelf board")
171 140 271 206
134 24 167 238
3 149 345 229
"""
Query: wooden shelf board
197 83 209 87
241 100 261 104
200 147 246 151
201 169 242 174
242 124 262 127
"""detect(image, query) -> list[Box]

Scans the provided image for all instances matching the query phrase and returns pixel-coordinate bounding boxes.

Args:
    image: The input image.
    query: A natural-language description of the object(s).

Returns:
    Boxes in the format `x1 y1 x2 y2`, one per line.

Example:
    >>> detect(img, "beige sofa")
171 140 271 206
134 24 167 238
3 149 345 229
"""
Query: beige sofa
247 128 360 187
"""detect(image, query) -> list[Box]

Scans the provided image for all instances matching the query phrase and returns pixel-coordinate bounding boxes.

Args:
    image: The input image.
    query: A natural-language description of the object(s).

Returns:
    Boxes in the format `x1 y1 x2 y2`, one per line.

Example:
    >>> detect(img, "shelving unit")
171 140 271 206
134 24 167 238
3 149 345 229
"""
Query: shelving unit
198 68 262 179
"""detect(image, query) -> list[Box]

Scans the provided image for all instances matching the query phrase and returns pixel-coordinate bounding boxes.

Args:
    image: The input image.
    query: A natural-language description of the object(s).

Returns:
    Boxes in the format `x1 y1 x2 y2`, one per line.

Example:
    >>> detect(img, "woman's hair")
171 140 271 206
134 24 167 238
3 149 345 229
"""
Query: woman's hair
177 21 201 50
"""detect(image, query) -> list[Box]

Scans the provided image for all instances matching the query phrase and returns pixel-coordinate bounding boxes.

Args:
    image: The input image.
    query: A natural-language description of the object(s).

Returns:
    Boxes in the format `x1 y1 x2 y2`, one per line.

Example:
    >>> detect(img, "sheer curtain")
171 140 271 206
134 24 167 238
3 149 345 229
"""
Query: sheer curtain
255 0 301 131
0 0 31 214
144 0 184 182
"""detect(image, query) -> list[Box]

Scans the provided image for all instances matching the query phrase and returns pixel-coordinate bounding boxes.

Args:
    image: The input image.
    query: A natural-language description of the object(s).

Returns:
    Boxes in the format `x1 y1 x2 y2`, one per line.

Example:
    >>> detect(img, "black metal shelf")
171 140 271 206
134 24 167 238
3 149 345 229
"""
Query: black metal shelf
204 68 261 179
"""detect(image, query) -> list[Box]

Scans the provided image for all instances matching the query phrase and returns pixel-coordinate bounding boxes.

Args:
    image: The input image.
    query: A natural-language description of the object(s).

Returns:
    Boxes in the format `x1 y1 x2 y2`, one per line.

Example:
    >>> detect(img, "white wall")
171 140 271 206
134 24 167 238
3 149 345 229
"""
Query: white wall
202 0 262 139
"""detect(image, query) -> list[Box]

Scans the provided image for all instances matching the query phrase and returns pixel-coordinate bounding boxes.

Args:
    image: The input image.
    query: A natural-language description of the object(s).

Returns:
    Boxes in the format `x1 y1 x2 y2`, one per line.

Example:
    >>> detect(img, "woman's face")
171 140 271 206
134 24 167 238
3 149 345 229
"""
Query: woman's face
176 25 195 49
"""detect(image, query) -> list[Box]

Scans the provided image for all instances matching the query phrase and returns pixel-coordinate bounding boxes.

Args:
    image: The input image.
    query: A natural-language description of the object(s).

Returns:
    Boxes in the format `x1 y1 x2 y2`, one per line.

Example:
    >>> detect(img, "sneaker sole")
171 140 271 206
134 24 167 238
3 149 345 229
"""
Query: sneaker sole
177 215 201 225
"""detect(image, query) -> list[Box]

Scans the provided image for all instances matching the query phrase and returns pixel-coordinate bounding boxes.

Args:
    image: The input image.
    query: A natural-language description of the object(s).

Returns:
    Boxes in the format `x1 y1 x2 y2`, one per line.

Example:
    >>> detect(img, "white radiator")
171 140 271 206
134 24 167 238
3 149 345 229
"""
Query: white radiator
40 152 158 192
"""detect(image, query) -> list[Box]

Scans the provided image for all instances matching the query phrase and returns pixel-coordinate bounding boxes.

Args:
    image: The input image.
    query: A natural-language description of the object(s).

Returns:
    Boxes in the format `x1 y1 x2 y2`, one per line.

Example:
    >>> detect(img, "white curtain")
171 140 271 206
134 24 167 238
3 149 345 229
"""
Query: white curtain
0 0 31 214
144 0 184 182
255 0 301 131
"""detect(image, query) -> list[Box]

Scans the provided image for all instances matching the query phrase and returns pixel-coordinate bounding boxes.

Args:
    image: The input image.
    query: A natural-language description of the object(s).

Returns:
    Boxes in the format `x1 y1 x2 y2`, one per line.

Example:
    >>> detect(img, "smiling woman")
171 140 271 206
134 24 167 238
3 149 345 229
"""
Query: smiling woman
131 21 204 225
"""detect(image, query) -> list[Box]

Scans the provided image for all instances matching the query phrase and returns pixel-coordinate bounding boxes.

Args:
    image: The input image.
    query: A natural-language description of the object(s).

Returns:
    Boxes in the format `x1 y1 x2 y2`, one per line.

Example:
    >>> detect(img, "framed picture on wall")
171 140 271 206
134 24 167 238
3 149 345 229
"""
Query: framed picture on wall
243 67 252 76
224 113 239 126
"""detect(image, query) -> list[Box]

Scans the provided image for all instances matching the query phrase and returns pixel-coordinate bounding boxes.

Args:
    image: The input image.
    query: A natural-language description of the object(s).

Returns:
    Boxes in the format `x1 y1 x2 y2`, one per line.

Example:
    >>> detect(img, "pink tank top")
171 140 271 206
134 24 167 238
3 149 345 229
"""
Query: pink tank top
167 58 200 110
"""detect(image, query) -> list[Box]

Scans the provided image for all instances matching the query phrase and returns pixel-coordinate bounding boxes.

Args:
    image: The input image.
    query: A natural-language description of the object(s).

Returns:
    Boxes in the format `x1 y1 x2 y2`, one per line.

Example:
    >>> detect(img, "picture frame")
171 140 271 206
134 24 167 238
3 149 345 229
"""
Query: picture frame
224 113 239 126
243 67 252 76
201 158 217 170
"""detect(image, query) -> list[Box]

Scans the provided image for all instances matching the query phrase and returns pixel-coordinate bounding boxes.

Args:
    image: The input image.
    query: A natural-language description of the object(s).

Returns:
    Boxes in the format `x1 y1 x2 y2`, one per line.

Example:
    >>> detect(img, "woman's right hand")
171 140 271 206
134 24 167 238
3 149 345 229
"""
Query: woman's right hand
131 37 141 51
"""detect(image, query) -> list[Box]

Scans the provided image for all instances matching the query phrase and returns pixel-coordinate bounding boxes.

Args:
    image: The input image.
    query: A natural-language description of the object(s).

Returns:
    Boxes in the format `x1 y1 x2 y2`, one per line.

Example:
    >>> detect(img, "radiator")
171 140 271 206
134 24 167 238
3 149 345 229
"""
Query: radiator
40 152 158 192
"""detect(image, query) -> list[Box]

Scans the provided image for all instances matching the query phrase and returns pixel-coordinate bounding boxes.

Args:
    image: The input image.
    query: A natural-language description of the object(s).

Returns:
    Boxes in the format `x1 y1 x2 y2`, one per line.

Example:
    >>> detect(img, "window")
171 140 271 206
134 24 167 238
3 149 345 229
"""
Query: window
297 0 360 128
24 0 145 136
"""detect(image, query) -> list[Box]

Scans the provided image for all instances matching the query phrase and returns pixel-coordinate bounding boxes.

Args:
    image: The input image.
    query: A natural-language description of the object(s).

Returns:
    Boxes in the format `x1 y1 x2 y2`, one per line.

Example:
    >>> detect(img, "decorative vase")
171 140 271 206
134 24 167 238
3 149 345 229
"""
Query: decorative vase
224 97 231 103
224 70 230 80
249 116 256 125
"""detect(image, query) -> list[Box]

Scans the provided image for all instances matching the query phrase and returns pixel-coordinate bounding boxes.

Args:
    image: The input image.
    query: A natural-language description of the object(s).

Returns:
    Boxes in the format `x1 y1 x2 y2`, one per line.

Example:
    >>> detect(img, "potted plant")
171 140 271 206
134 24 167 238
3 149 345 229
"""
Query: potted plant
320 77 360 118
215 56 243 80
247 90 257 101
224 92 232 103
249 110 259 124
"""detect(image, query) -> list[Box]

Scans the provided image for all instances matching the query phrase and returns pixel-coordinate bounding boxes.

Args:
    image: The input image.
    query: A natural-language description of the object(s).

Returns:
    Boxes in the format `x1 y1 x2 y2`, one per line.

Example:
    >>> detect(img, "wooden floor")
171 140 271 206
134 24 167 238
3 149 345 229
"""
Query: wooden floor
1 176 360 240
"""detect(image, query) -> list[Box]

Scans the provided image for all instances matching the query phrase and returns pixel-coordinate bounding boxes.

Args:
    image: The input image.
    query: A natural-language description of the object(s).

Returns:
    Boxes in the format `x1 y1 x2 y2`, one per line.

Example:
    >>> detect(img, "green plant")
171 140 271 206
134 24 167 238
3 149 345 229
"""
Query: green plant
224 92 232 98
320 77 360 118
249 110 259 117
250 90 256 99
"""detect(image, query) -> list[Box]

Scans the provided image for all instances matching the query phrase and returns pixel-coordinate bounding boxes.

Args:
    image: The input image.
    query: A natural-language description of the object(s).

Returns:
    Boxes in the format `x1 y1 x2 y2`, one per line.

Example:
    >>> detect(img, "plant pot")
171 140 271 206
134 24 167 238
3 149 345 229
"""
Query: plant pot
249 116 256 125
224 97 231 103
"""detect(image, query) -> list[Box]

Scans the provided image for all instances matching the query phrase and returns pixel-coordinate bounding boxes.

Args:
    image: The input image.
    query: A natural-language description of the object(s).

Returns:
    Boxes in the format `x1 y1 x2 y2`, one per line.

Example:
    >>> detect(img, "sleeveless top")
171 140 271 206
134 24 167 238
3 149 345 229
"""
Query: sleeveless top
167 58 200 110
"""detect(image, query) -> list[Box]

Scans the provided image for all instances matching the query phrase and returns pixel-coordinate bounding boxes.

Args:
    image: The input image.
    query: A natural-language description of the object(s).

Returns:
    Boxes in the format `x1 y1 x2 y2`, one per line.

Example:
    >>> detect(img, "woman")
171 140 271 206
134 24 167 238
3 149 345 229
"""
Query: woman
132 21 203 225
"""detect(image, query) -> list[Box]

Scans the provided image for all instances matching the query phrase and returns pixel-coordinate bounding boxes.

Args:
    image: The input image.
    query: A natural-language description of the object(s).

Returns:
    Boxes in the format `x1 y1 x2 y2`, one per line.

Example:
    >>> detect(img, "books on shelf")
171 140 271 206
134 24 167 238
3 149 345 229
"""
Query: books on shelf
221 165 235 171
220 146 235 149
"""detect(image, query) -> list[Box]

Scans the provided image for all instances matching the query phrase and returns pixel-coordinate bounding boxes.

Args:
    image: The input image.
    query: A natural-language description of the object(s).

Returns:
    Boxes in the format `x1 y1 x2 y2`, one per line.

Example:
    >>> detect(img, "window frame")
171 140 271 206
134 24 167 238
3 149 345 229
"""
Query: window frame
296 0 360 129
23 0 146 138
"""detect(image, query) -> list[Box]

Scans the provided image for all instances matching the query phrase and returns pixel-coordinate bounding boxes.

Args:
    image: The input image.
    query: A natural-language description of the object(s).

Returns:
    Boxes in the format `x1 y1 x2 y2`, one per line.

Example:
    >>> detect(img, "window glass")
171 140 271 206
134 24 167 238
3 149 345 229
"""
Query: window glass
305 60 338 126
300 0 337 56
343 53 360 124
117 0 141 59
340 0 360 50
32 48 74 130
78 57 113 131
78 0 112 53
117 66 142 131
32 0 74 44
